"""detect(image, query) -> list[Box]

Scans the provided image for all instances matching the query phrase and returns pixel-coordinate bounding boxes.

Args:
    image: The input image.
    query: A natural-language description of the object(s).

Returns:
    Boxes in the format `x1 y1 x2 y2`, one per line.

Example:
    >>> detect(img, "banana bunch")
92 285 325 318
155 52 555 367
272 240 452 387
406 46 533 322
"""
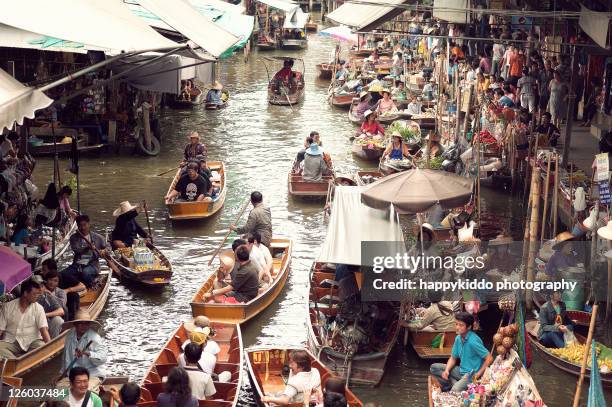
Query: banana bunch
549 344 612 371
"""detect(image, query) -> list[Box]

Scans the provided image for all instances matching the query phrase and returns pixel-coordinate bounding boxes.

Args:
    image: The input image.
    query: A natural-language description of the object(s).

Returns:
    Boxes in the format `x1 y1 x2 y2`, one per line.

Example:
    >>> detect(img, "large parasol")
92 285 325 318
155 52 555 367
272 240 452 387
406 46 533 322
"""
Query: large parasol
0 245 32 294
361 168 474 214
319 26 358 43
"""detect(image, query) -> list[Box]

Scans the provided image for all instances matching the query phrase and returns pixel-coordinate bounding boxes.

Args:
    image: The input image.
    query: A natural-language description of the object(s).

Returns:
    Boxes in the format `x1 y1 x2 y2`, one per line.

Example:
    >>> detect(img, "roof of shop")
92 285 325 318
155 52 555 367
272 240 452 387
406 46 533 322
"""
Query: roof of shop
0 68 53 131
326 0 410 32
254 0 300 13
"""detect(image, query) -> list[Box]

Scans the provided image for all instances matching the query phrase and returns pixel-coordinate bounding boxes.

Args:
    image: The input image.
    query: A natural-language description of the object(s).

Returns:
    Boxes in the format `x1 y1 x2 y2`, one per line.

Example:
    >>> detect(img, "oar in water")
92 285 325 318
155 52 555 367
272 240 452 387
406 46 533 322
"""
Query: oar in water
207 198 251 266
142 200 154 244
280 87 296 112
156 166 180 177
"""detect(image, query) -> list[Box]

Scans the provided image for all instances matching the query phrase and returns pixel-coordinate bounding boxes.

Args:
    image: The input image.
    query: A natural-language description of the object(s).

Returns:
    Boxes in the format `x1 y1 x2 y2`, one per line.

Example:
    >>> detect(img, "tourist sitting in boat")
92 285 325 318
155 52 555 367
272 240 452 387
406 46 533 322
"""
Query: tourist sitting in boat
108 382 141 407
111 201 149 249
261 350 322 406
183 343 216 400
302 143 329 182
535 112 561 147
65 214 108 288
406 96 423 116
66 367 104 407
360 110 385 136
183 132 207 163
0 279 51 358
401 292 455 332
335 61 349 80
391 80 406 100
231 191 273 248
58 185 77 222
11 213 32 245
42 259 85 322
376 89 398 115
381 132 410 161
180 80 193 101
247 232 273 293
180 328 232 384
294 137 314 172
34 182 61 228
354 91 372 121
422 78 436 101
34 275 64 338
537 290 575 349
430 312 493 393
57 310 107 391
204 245 259 304
205 82 224 106
165 163 212 203
545 232 577 280
157 367 199 407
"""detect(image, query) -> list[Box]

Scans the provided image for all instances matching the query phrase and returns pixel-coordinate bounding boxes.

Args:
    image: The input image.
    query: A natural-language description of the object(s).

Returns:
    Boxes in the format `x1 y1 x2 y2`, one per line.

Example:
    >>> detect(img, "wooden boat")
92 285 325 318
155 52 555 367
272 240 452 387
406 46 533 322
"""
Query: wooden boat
0 270 111 377
428 375 441 407
139 322 243 407
29 217 77 271
305 22 318 32
191 239 293 324
205 91 229 110
533 291 591 327
168 87 204 108
28 127 103 156
526 320 612 388
0 377 22 407
288 172 334 199
165 161 227 221
351 140 385 161
307 263 400 386
316 63 335 80
268 76 305 106
105 243 172 287
247 347 363 407
377 113 400 124
350 48 393 58
280 38 308 50
355 170 384 186
348 102 363 125
330 91 357 108
379 158 413 176
408 330 457 359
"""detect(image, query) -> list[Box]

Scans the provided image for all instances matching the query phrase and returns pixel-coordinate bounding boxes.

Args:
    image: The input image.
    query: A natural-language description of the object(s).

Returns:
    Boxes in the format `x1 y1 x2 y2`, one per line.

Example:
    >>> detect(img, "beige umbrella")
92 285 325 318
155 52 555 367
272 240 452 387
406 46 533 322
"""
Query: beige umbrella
360 168 474 214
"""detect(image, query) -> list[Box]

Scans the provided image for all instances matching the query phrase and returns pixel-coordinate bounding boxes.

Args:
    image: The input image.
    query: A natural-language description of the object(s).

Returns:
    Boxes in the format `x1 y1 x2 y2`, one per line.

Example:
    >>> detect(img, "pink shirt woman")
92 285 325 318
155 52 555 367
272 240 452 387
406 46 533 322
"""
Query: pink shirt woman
377 91 397 114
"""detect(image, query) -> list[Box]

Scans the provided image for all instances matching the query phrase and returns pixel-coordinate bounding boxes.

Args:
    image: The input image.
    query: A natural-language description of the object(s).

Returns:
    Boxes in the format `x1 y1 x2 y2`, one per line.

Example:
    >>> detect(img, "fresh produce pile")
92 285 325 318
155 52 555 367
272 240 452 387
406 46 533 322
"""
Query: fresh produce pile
474 130 497 145
115 247 133 257
354 134 386 149
493 323 518 357
416 156 444 170
549 343 612 372
388 120 422 145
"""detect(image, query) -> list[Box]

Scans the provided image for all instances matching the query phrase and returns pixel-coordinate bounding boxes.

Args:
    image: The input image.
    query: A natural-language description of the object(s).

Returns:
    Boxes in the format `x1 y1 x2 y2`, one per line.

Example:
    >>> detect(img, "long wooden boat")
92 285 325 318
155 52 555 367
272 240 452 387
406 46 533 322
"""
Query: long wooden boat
526 320 612 388
355 170 384 186
256 38 277 50
246 347 363 407
191 239 293 324
268 78 305 106
205 90 230 110
533 291 591 327
28 136 103 156
139 322 243 407
408 330 457 359
330 91 357 108
377 113 400 124
351 140 385 161
316 63 335 80
165 161 227 221
280 38 308 49
348 102 363 125
105 243 173 287
305 22 318 32
350 48 393 58
0 270 111 377
0 377 22 407
167 87 204 108
307 263 400 386
288 172 333 199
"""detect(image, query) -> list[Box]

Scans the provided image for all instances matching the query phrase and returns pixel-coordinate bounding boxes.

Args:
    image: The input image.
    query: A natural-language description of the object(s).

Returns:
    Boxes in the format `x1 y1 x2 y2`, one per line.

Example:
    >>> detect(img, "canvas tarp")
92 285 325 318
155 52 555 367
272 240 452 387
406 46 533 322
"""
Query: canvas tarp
255 0 299 13
0 68 53 131
326 0 409 31
0 0 179 54
284 8 309 29
0 23 109 54
318 186 404 266
433 0 469 24
579 5 610 49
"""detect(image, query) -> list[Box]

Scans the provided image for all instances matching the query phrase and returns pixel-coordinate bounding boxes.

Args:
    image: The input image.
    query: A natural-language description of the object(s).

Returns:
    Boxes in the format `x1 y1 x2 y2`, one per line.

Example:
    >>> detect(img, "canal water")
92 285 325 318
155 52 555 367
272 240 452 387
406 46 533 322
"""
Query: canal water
28 25 609 407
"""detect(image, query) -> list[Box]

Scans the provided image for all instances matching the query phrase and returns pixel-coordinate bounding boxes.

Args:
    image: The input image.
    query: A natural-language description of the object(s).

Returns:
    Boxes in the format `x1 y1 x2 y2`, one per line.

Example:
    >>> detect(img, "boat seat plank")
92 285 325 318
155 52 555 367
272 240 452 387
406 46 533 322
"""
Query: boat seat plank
412 346 453 359
143 382 165 400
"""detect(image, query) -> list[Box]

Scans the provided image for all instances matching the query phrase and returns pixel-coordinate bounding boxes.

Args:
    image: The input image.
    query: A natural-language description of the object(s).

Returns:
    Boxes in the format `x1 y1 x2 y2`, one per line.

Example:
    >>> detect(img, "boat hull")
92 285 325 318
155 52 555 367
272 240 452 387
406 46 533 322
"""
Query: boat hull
268 86 305 106
288 172 333 198
355 170 384 186
191 239 293 324
167 91 204 108
165 161 227 220
105 243 172 287
280 39 308 49
351 143 384 161
408 330 457 359
330 92 356 108
316 63 334 80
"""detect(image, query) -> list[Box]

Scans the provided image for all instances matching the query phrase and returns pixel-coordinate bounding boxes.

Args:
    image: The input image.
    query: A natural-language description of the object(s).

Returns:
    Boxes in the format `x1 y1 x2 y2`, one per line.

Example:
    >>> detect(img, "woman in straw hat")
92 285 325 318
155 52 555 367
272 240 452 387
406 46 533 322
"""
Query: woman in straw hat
544 231 578 280
381 131 410 162
360 110 385 136
182 131 207 163
205 82 224 107
110 201 148 249
56 310 107 391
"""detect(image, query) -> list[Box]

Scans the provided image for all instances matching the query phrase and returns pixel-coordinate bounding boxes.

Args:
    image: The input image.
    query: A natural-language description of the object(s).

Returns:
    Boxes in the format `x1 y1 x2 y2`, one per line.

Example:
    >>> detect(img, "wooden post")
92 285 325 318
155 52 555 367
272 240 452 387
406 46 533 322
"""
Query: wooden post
522 162 538 270
571 304 598 407
476 120 481 227
552 153 559 236
526 168 541 310
540 156 552 242
143 103 152 151
455 71 462 142
569 163 574 220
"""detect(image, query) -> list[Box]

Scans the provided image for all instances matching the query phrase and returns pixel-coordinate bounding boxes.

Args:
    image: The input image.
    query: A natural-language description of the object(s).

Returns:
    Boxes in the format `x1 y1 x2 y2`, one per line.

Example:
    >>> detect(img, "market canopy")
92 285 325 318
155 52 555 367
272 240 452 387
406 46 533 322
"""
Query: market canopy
284 8 309 29
0 68 53 132
186 0 254 49
0 0 180 54
326 0 411 32
0 246 32 294
361 168 474 214
318 186 404 266
255 0 300 13
0 24 109 54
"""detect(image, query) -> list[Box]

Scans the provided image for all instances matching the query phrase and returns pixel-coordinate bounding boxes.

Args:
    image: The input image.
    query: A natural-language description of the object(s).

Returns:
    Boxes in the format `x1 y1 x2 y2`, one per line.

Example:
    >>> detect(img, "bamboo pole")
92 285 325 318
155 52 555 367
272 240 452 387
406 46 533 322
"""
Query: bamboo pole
208 199 250 266
569 163 574 220
541 156 552 242
571 304 598 407
522 158 539 270
552 153 559 236
526 168 541 310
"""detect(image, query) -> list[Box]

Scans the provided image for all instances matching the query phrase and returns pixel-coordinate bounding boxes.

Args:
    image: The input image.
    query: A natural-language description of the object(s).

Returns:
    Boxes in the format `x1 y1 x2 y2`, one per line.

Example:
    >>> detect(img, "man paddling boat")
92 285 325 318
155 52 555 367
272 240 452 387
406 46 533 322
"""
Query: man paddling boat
231 191 273 248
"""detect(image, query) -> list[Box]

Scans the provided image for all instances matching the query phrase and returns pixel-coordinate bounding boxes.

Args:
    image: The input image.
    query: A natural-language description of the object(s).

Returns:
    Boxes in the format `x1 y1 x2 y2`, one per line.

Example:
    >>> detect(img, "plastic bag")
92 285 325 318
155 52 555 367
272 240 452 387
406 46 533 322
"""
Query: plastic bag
564 330 577 346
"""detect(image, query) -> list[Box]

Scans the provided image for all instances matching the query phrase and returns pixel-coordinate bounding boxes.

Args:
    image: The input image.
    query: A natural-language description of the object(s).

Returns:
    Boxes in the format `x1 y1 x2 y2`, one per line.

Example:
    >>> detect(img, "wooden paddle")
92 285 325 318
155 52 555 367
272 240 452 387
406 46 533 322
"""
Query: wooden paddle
156 166 180 177
56 340 94 381
207 198 251 266
142 200 154 244
280 87 296 112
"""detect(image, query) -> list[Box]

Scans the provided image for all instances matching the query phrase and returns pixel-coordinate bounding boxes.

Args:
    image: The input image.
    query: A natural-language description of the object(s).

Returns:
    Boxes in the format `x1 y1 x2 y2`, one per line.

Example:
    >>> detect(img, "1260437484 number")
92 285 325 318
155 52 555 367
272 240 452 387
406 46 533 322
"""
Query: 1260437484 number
1 386 69 401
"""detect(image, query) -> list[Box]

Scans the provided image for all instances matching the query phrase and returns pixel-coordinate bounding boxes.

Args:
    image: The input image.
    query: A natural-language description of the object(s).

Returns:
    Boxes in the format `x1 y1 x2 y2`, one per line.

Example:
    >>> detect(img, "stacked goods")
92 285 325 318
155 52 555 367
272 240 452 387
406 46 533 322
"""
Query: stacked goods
493 323 518 357
388 120 421 146
549 343 612 373
114 247 170 273
354 134 386 149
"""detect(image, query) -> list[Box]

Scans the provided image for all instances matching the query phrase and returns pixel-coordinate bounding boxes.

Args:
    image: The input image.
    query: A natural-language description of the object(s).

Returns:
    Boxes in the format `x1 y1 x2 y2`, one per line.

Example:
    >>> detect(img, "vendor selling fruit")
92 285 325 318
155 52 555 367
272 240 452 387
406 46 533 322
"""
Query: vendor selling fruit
537 290 574 348
430 312 493 392
360 110 385 136
110 201 149 249
544 231 578 280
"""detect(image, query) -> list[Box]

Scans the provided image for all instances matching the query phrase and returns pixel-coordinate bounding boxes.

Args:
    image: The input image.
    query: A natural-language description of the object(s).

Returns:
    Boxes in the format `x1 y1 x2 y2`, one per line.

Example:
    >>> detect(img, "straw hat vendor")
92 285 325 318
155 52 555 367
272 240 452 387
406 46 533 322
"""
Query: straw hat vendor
110 201 148 249
401 290 455 332
544 232 578 280
360 110 385 136
381 132 410 161
485 234 515 275
422 77 436 101
354 91 373 121
537 290 574 348
205 82 224 106
56 310 107 391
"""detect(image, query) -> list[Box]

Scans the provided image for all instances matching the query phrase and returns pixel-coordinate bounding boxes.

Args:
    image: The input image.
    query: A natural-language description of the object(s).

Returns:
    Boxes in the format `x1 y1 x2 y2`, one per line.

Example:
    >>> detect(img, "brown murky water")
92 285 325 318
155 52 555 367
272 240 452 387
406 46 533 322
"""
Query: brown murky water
27 24 610 407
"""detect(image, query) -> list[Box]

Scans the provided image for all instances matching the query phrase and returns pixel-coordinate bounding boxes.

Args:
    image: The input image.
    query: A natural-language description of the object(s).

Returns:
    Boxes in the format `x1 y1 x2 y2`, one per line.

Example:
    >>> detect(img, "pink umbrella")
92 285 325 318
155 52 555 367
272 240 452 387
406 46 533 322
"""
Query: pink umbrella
0 245 32 294
319 26 357 43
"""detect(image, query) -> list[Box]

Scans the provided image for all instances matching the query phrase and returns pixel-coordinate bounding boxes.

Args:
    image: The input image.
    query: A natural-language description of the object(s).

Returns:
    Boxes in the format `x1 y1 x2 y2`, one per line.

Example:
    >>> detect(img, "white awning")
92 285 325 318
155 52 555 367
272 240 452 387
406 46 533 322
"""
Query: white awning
579 5 610 49
433 0 468 24
326 0 408 31
0 0 179 54
318 186 404 266
0 68 53 132
135 0 240 58
255 0 299 13
284 9 309 29
0 24 108 54
188 0 245 14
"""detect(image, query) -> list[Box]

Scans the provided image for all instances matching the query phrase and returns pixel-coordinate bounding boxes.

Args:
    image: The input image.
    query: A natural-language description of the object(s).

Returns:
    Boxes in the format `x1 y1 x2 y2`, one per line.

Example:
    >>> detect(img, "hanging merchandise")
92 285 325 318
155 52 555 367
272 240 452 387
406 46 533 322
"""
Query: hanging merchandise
81 77 106 114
